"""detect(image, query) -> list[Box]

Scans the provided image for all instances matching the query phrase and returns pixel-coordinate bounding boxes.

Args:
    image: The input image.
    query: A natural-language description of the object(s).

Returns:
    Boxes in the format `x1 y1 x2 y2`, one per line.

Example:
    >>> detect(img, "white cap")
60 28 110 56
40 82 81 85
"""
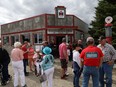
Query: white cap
36 49 40 52
86 37 94 43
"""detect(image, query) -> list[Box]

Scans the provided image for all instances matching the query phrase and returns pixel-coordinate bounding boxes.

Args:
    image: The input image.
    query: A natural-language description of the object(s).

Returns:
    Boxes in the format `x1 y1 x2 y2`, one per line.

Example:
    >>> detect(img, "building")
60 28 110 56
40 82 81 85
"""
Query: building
1 6 89 50
0 26 1 39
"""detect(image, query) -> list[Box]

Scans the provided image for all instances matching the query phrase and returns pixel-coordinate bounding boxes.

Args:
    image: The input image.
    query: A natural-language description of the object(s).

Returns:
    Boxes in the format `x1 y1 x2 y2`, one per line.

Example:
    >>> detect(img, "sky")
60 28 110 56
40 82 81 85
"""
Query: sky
0 0 98 25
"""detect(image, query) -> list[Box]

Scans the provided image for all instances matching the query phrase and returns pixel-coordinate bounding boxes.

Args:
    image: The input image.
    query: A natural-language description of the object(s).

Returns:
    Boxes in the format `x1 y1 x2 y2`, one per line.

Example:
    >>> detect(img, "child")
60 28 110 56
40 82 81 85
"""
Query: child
33 49 42 76
65 43 70 76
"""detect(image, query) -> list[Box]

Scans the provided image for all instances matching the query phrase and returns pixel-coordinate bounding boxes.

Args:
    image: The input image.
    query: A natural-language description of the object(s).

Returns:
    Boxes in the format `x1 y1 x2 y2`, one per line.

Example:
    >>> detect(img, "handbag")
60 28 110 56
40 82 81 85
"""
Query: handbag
39 72 47 83
39 64 47 83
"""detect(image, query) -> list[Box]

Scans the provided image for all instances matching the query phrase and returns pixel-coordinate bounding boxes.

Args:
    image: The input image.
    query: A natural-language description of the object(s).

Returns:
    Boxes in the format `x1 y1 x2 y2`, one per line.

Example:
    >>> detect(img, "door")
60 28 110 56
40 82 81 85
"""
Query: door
56 36 65 47
55 36 65 58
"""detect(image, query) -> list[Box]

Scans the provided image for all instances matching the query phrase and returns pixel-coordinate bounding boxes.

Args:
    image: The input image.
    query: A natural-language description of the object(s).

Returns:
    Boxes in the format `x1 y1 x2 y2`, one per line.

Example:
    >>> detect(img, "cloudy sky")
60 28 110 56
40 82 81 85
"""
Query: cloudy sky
0 0 98 25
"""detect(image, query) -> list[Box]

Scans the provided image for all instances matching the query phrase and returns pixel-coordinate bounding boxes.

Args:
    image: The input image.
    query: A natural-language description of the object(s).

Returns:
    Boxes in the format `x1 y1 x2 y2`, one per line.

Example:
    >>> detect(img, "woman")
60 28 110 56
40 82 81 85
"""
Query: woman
11 42 27 87
73 44 82 87
41 47 54 87
28 43 34 72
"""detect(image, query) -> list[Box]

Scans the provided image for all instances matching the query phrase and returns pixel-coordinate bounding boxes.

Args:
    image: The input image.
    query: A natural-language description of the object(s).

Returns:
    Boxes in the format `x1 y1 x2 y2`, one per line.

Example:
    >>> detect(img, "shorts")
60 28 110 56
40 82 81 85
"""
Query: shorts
60 59 67 69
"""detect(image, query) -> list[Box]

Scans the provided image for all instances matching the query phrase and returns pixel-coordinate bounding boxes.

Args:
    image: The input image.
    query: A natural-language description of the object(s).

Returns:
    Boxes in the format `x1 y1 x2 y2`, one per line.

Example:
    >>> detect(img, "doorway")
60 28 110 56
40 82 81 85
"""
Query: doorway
55 36 65 58
56 36 65 47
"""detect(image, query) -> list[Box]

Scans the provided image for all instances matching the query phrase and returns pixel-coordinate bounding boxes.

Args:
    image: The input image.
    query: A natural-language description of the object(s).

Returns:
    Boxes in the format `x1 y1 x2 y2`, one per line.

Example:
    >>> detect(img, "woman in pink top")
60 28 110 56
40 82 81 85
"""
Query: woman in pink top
28 43 34 71
11 42 27 87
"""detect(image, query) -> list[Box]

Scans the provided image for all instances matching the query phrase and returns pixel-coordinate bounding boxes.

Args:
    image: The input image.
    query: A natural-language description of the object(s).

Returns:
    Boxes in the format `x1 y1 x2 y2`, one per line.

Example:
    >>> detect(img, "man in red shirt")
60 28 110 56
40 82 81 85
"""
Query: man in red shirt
21 41 29 76
80 37 103 87
59 38 68 79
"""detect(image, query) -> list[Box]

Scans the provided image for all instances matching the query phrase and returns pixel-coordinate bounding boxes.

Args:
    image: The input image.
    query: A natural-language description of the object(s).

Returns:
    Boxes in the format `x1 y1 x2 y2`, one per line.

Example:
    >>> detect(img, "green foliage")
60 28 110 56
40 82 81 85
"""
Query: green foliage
90 0 116 46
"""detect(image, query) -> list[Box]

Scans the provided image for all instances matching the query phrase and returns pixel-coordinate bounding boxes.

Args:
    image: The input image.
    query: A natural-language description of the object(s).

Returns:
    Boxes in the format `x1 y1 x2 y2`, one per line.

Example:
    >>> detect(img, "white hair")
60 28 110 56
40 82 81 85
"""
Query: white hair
14 42 22 48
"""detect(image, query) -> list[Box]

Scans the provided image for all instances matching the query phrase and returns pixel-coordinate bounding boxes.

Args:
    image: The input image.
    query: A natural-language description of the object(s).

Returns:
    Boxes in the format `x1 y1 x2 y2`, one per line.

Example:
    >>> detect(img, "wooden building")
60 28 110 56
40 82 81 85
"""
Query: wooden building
1 6 89 49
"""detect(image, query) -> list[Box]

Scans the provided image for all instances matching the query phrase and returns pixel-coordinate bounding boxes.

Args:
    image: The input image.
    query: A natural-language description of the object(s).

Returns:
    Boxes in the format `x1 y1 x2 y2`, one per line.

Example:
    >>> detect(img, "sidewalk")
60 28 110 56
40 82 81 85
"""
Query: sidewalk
2 59 116 87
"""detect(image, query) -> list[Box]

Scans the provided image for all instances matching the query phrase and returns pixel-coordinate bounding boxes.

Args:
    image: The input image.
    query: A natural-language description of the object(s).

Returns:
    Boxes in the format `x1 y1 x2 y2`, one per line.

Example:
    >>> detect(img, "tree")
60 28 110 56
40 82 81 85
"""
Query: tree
105 0 116 4
90 0 116 47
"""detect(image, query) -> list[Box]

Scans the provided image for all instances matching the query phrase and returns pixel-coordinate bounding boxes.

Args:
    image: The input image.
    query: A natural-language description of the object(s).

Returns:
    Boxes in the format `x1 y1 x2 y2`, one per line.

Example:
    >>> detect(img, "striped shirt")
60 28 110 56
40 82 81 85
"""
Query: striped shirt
97 43 116 62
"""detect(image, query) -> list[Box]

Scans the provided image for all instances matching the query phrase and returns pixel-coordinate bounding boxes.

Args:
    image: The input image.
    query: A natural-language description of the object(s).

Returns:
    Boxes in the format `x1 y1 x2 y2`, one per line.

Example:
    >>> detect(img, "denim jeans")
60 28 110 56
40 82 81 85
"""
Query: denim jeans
23 59 28 74
73 62 81 87
99 63 113 87
82 65 99 87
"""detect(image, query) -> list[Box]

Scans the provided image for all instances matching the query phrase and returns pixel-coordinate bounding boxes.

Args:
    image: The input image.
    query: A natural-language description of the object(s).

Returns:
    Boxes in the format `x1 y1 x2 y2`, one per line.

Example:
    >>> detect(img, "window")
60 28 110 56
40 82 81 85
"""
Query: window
21 34 30 43
33 32 43 44
11 35 19 45
11 36 15 46
3 36 9 44
15 35 19 41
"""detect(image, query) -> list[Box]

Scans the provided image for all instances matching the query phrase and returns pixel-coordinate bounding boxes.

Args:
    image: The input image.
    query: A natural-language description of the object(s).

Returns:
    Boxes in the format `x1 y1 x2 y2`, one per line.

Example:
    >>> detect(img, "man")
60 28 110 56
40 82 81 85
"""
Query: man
21 41 29 76
80 37 103 87
41 41 49 55
78 39 83 53
0 40 11 85
77 39 84 78
97 36 116 87
59 38 68 79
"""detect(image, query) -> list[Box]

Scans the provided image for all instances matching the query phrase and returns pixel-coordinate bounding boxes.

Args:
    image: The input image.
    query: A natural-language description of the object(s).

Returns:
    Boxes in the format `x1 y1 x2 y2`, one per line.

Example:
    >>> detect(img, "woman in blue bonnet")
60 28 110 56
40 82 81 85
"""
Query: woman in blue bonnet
41 47 54 87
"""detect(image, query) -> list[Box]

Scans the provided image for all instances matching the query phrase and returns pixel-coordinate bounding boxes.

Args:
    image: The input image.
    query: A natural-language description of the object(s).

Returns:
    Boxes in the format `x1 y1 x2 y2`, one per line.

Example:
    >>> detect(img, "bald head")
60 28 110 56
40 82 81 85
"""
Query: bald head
62 38 66 42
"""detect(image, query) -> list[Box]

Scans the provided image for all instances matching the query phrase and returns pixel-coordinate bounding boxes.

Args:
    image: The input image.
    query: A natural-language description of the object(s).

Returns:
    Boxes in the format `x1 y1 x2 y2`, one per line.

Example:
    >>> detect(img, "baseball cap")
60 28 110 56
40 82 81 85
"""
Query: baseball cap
86 37 94 43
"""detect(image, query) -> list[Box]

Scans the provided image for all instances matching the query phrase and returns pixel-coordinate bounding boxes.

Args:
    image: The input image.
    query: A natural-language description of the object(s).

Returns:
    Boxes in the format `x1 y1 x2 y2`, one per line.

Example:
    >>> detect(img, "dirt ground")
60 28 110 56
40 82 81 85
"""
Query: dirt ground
1 59 116 87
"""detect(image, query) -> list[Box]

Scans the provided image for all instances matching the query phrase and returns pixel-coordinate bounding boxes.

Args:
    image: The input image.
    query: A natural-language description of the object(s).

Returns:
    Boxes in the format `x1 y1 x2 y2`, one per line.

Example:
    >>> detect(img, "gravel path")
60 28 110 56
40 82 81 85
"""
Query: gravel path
2 59 116 87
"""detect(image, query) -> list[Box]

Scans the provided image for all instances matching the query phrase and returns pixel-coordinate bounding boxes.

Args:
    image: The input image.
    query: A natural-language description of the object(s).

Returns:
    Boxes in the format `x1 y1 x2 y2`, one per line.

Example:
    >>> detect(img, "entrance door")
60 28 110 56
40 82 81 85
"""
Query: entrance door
56 36 65 46
55 36 65 58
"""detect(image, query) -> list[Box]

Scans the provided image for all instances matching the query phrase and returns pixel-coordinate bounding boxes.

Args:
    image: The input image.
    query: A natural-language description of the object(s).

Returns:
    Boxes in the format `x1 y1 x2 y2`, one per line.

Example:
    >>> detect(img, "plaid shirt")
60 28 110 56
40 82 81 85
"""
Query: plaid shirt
97 43 116 62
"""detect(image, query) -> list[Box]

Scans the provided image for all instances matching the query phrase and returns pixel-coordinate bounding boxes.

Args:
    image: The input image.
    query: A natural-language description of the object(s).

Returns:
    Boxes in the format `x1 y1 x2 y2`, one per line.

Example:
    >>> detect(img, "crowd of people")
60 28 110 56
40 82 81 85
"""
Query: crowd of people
59 36 116 87
0 40 55 87
0 35 116 87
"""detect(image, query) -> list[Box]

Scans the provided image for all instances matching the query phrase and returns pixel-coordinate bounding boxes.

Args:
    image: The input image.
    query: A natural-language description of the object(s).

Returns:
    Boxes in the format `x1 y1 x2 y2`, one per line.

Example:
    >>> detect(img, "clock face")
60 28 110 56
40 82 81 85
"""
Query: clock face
58 10 65 18
105 16 113 23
